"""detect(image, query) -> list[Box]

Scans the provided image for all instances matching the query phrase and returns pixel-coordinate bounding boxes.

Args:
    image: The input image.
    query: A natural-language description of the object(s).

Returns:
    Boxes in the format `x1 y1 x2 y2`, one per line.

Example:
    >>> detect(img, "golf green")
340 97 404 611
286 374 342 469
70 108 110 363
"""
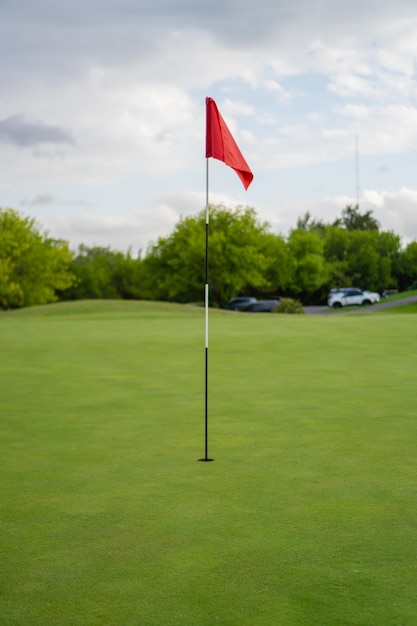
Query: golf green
1 301 416 625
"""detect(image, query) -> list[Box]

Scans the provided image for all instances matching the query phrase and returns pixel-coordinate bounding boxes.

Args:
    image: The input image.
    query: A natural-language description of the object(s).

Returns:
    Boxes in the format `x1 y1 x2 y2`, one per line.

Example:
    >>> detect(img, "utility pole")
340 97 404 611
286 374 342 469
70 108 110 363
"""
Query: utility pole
355 134 360 206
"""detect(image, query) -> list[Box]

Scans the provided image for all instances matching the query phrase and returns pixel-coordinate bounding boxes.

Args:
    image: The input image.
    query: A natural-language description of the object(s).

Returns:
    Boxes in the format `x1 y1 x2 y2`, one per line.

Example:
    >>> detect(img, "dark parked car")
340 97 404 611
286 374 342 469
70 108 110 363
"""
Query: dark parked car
243 299 279 312
226 297 258 311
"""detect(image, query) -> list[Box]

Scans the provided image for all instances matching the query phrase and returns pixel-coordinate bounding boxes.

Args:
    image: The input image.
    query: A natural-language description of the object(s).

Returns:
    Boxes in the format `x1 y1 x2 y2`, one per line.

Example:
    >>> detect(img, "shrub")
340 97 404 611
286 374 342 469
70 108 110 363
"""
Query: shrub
275 297 305 314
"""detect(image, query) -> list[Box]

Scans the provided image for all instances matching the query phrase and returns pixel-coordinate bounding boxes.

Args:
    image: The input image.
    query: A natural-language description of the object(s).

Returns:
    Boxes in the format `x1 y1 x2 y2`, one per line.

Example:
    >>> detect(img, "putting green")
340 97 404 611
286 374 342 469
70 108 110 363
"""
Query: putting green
1 300 416 625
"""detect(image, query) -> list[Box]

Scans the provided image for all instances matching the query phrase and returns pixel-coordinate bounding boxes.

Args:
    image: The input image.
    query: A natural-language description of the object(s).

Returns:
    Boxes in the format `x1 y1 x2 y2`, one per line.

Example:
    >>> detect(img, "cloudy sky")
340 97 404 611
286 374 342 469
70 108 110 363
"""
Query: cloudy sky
1 0 417 253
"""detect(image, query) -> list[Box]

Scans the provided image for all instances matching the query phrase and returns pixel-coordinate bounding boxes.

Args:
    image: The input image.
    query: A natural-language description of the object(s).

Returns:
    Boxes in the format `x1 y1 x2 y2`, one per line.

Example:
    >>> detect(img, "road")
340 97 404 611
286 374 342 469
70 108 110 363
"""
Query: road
304 295 417 314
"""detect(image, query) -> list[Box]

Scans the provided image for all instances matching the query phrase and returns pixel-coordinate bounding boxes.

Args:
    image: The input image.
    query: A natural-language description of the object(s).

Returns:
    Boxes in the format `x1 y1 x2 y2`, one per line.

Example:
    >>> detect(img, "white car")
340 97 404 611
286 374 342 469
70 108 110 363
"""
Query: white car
328 288 380 308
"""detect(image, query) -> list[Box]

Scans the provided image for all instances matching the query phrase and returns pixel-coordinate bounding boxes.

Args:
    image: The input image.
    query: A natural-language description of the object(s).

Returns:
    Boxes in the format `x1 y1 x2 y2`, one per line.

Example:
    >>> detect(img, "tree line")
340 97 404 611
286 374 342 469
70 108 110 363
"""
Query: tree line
1 204 417 310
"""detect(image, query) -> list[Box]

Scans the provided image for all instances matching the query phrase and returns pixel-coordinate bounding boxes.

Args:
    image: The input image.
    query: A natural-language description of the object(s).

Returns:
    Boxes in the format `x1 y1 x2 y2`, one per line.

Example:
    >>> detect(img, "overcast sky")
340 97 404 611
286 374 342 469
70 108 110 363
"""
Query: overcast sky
1 0 417 253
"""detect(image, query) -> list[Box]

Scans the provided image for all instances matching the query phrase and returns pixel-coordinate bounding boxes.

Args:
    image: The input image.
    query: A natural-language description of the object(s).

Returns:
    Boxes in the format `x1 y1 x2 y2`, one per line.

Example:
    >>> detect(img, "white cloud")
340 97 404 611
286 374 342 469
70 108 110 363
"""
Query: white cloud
361 187 417 243
42 208 175 255
303 188 417 245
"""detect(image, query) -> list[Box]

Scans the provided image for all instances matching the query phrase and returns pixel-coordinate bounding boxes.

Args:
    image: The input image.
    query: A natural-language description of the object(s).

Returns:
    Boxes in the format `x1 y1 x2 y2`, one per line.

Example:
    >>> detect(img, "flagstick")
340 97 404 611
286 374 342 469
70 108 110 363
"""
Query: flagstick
200 96 252 462
199 157 214 462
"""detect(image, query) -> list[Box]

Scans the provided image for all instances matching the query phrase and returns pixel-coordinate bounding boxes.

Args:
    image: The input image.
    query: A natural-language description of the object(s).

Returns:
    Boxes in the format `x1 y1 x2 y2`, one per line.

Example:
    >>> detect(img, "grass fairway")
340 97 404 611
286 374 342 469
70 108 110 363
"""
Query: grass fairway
1 300 417 625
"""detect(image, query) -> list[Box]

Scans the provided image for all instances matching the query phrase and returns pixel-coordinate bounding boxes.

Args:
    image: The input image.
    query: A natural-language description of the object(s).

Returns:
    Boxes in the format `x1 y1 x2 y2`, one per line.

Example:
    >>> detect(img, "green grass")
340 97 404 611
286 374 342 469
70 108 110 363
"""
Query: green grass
376 289 417 314
380 303 417 313
380 288 417 302
1 300 417 625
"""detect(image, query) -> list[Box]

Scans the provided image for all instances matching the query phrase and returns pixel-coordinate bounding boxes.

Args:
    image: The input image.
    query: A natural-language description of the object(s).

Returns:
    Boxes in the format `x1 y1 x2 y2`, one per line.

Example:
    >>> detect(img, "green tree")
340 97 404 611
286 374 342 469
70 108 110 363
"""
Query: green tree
334 204 380 231
112 250 143 299
375 230 402 289
322 225 350 287
63 245 142 300
296 211 326 232
320 227 401 294
0 208 74 309
397 241 417 290
259 232 292 297
142 205 278 307
345 230 380 289
287 229 328 297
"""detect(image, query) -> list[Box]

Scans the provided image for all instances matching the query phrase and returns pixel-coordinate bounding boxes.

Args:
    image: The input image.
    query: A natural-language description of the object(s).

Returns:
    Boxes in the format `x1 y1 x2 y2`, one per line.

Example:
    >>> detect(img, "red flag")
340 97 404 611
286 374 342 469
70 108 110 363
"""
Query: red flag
206 97 253 190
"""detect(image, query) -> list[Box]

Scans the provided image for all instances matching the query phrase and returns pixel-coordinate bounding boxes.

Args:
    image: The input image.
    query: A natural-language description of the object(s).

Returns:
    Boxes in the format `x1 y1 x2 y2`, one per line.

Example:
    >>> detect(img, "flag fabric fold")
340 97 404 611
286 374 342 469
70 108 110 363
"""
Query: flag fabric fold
205 97 253 190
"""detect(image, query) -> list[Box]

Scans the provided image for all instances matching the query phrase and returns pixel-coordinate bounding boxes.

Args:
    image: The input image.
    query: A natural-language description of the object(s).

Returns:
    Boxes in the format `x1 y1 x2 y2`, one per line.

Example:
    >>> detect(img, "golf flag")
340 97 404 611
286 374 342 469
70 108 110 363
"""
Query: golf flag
201 97 254 462
206 97 253 190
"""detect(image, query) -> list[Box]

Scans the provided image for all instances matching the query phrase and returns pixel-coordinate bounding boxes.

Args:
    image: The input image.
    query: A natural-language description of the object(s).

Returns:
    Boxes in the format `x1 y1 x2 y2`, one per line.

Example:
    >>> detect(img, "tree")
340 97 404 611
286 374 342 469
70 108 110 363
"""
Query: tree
333 229 402 292
287 229 329 297
375 230 402 289
397 241 417 290
333 204 380 231
296 211 326 232
141 205 279 307
62 245 143 301
258 232 292 297
322 225 351 287
345 230 381 290
0 208 74 309
296 209 401 298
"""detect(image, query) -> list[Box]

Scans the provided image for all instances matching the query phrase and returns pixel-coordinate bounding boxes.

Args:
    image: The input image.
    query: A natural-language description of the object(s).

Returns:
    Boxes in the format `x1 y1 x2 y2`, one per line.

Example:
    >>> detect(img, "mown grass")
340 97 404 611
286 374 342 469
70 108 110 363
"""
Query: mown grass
379 288 417 302
1 300 417 625
379 302 417 314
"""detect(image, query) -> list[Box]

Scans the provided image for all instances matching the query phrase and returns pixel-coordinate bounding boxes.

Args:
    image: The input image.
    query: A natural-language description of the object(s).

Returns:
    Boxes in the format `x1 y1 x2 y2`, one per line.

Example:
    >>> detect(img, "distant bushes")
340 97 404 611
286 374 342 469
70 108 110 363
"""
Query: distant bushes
274 298 305 314
3 203 417 310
